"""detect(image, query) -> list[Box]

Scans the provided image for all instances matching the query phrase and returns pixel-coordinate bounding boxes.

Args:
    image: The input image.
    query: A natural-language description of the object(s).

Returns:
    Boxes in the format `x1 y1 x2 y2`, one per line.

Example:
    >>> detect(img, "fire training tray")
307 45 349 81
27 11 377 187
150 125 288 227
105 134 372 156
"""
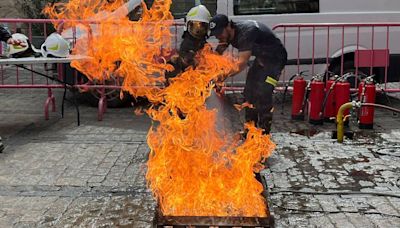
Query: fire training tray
153 173 275 228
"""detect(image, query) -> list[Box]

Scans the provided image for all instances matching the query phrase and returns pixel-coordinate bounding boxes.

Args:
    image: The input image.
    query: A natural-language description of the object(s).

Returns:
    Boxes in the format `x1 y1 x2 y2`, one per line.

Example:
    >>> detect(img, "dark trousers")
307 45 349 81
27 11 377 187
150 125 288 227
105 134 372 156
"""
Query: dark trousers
244 53 287 134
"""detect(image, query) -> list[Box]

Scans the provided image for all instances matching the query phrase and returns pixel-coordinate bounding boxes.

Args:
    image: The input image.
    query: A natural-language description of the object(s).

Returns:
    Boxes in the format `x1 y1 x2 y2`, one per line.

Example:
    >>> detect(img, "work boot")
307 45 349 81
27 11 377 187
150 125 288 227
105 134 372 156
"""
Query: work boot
255 172 263 185
260 108 273 135
238 129 248 140
176 108 186 120
0 136 4 153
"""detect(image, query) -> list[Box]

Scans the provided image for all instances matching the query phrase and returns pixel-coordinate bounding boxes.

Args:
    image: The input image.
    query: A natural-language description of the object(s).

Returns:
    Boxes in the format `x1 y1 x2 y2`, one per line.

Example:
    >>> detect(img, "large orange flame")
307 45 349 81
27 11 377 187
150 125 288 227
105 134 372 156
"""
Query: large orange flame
44 0 173 102
146 46 275 216
44 0 275 217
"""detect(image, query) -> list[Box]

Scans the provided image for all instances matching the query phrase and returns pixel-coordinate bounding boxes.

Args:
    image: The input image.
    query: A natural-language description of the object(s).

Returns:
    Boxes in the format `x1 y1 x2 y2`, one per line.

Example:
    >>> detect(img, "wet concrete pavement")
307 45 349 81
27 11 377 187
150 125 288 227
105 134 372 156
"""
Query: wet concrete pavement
0 105 156 227
224 91 400 227
0 66 399 227
266 131 400 227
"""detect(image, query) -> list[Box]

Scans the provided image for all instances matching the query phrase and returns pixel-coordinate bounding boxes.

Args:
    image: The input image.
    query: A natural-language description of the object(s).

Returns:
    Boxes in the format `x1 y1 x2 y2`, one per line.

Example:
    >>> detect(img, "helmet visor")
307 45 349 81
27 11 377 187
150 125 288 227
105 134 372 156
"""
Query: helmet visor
188 21 209 39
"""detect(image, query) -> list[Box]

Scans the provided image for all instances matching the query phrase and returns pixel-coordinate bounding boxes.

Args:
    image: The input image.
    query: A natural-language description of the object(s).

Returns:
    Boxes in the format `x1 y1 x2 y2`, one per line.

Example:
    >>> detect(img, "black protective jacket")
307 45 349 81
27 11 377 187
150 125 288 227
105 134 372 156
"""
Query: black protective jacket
165 31 207 82
0 26 11 42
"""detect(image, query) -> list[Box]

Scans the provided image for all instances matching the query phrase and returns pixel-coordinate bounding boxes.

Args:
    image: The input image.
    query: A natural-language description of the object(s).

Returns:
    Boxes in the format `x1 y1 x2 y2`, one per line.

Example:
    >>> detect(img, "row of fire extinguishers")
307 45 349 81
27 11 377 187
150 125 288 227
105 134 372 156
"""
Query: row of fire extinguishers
290 72 376 129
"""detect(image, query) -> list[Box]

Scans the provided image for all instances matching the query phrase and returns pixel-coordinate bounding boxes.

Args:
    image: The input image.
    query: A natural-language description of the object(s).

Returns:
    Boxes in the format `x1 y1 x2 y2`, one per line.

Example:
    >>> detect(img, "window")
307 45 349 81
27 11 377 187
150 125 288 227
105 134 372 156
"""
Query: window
144 0 217 19
234 0 319 15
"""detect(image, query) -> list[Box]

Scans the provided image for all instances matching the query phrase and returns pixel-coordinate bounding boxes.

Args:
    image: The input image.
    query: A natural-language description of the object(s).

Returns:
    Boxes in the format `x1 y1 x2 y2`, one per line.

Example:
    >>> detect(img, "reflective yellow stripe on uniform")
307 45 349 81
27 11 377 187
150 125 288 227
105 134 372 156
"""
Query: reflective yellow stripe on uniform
265 76 278 87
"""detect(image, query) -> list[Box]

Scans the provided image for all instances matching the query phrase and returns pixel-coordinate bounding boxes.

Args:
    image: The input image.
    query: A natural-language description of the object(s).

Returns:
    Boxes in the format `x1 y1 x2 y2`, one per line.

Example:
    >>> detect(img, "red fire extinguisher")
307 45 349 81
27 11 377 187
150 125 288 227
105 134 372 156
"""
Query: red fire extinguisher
291 76 307 120
309 75 324 125
358 77 376 129
323 76 337 122
335 78 351 121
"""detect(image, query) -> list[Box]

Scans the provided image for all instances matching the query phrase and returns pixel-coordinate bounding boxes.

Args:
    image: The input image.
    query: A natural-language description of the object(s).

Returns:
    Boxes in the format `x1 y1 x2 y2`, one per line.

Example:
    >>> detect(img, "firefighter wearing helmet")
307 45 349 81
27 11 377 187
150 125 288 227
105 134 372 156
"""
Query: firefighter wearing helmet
185 4 210 39
165 4 211 85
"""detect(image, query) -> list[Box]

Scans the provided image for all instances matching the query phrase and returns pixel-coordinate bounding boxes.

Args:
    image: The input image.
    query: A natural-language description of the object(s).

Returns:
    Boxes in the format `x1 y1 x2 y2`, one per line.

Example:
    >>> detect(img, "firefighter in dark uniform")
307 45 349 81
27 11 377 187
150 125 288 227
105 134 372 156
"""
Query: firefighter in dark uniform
209 14 287 135
0 26 25 46
165 4 211 84
0 26 25 152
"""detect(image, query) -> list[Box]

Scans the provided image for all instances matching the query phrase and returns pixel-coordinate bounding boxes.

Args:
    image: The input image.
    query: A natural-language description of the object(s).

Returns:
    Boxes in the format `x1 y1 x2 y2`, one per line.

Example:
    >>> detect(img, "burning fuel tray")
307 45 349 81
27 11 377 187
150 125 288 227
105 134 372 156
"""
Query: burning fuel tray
154 213 273 228
153 173 275 228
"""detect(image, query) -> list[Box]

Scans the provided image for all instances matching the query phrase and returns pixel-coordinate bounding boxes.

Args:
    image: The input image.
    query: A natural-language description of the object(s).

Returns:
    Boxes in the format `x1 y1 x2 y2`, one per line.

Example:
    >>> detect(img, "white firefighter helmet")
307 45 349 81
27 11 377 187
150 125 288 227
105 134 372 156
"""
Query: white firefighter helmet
41 33 70 58
185 5 211 39
4 33 41 58
7 33 30 56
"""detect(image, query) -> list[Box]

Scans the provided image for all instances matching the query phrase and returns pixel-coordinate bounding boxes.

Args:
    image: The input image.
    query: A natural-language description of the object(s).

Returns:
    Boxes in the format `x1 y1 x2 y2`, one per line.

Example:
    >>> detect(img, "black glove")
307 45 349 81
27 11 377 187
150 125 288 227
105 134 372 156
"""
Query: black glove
215 43 228 55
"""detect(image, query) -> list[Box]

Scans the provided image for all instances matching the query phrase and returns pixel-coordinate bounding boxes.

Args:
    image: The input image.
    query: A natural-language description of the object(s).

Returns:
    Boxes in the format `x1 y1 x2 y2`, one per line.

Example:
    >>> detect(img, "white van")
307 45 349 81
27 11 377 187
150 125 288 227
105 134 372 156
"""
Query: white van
221 0 400 85
150 0 400 85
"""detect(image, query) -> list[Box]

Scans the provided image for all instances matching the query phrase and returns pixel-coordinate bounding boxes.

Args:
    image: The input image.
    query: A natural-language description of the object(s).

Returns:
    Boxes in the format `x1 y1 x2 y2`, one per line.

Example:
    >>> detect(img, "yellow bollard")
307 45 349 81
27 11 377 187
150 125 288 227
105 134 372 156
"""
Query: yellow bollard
336 102 353 143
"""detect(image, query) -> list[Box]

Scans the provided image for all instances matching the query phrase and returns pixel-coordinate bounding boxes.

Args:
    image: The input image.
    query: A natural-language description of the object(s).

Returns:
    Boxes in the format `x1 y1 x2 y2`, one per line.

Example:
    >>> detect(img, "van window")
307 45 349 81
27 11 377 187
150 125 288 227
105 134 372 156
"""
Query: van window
144 0 217 19
234 0 319 15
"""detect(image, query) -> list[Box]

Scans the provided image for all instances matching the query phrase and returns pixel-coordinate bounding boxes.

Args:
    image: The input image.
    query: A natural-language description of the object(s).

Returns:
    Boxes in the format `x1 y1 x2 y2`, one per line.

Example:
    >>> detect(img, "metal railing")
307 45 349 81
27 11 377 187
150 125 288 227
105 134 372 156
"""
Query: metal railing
0 18 184 121
273 22 400 92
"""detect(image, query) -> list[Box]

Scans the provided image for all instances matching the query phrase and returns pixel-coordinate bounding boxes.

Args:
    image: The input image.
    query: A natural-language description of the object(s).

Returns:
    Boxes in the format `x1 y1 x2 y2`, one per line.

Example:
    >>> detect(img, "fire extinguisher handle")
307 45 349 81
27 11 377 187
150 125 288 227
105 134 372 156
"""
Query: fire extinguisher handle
298 70 309 76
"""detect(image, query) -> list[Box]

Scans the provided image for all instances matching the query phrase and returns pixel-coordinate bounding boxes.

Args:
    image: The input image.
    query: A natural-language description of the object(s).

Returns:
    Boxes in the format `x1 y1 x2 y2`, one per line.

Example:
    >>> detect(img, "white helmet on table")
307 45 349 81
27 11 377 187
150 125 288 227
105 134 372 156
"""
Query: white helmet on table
41 33 70 58
6 33 41 58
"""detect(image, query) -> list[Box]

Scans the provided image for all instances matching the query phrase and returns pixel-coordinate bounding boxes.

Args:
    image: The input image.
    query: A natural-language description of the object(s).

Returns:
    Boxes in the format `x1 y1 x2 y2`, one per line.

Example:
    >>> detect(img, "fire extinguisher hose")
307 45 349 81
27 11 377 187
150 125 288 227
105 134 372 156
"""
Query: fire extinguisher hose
361 103 400 113
320 79 338 118
281 71 308 114
320 73 363 118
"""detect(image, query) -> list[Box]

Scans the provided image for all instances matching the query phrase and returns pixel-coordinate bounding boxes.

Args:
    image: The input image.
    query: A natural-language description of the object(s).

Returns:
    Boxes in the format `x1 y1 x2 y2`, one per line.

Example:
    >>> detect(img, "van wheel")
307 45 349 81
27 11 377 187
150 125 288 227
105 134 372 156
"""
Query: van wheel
85 89 130 108
84 76 130 108
330 60 368 87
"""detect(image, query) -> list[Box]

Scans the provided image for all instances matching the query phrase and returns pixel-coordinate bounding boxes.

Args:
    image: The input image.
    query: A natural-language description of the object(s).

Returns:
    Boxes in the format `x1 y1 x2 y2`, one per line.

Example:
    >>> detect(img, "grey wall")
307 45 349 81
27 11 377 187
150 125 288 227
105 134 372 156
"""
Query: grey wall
0 0 26 19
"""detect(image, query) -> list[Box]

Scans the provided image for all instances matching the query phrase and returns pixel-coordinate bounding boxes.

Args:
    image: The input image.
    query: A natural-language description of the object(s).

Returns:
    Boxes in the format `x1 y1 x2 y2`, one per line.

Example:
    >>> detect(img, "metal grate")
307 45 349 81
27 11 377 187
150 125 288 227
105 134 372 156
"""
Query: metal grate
154 214 273 228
